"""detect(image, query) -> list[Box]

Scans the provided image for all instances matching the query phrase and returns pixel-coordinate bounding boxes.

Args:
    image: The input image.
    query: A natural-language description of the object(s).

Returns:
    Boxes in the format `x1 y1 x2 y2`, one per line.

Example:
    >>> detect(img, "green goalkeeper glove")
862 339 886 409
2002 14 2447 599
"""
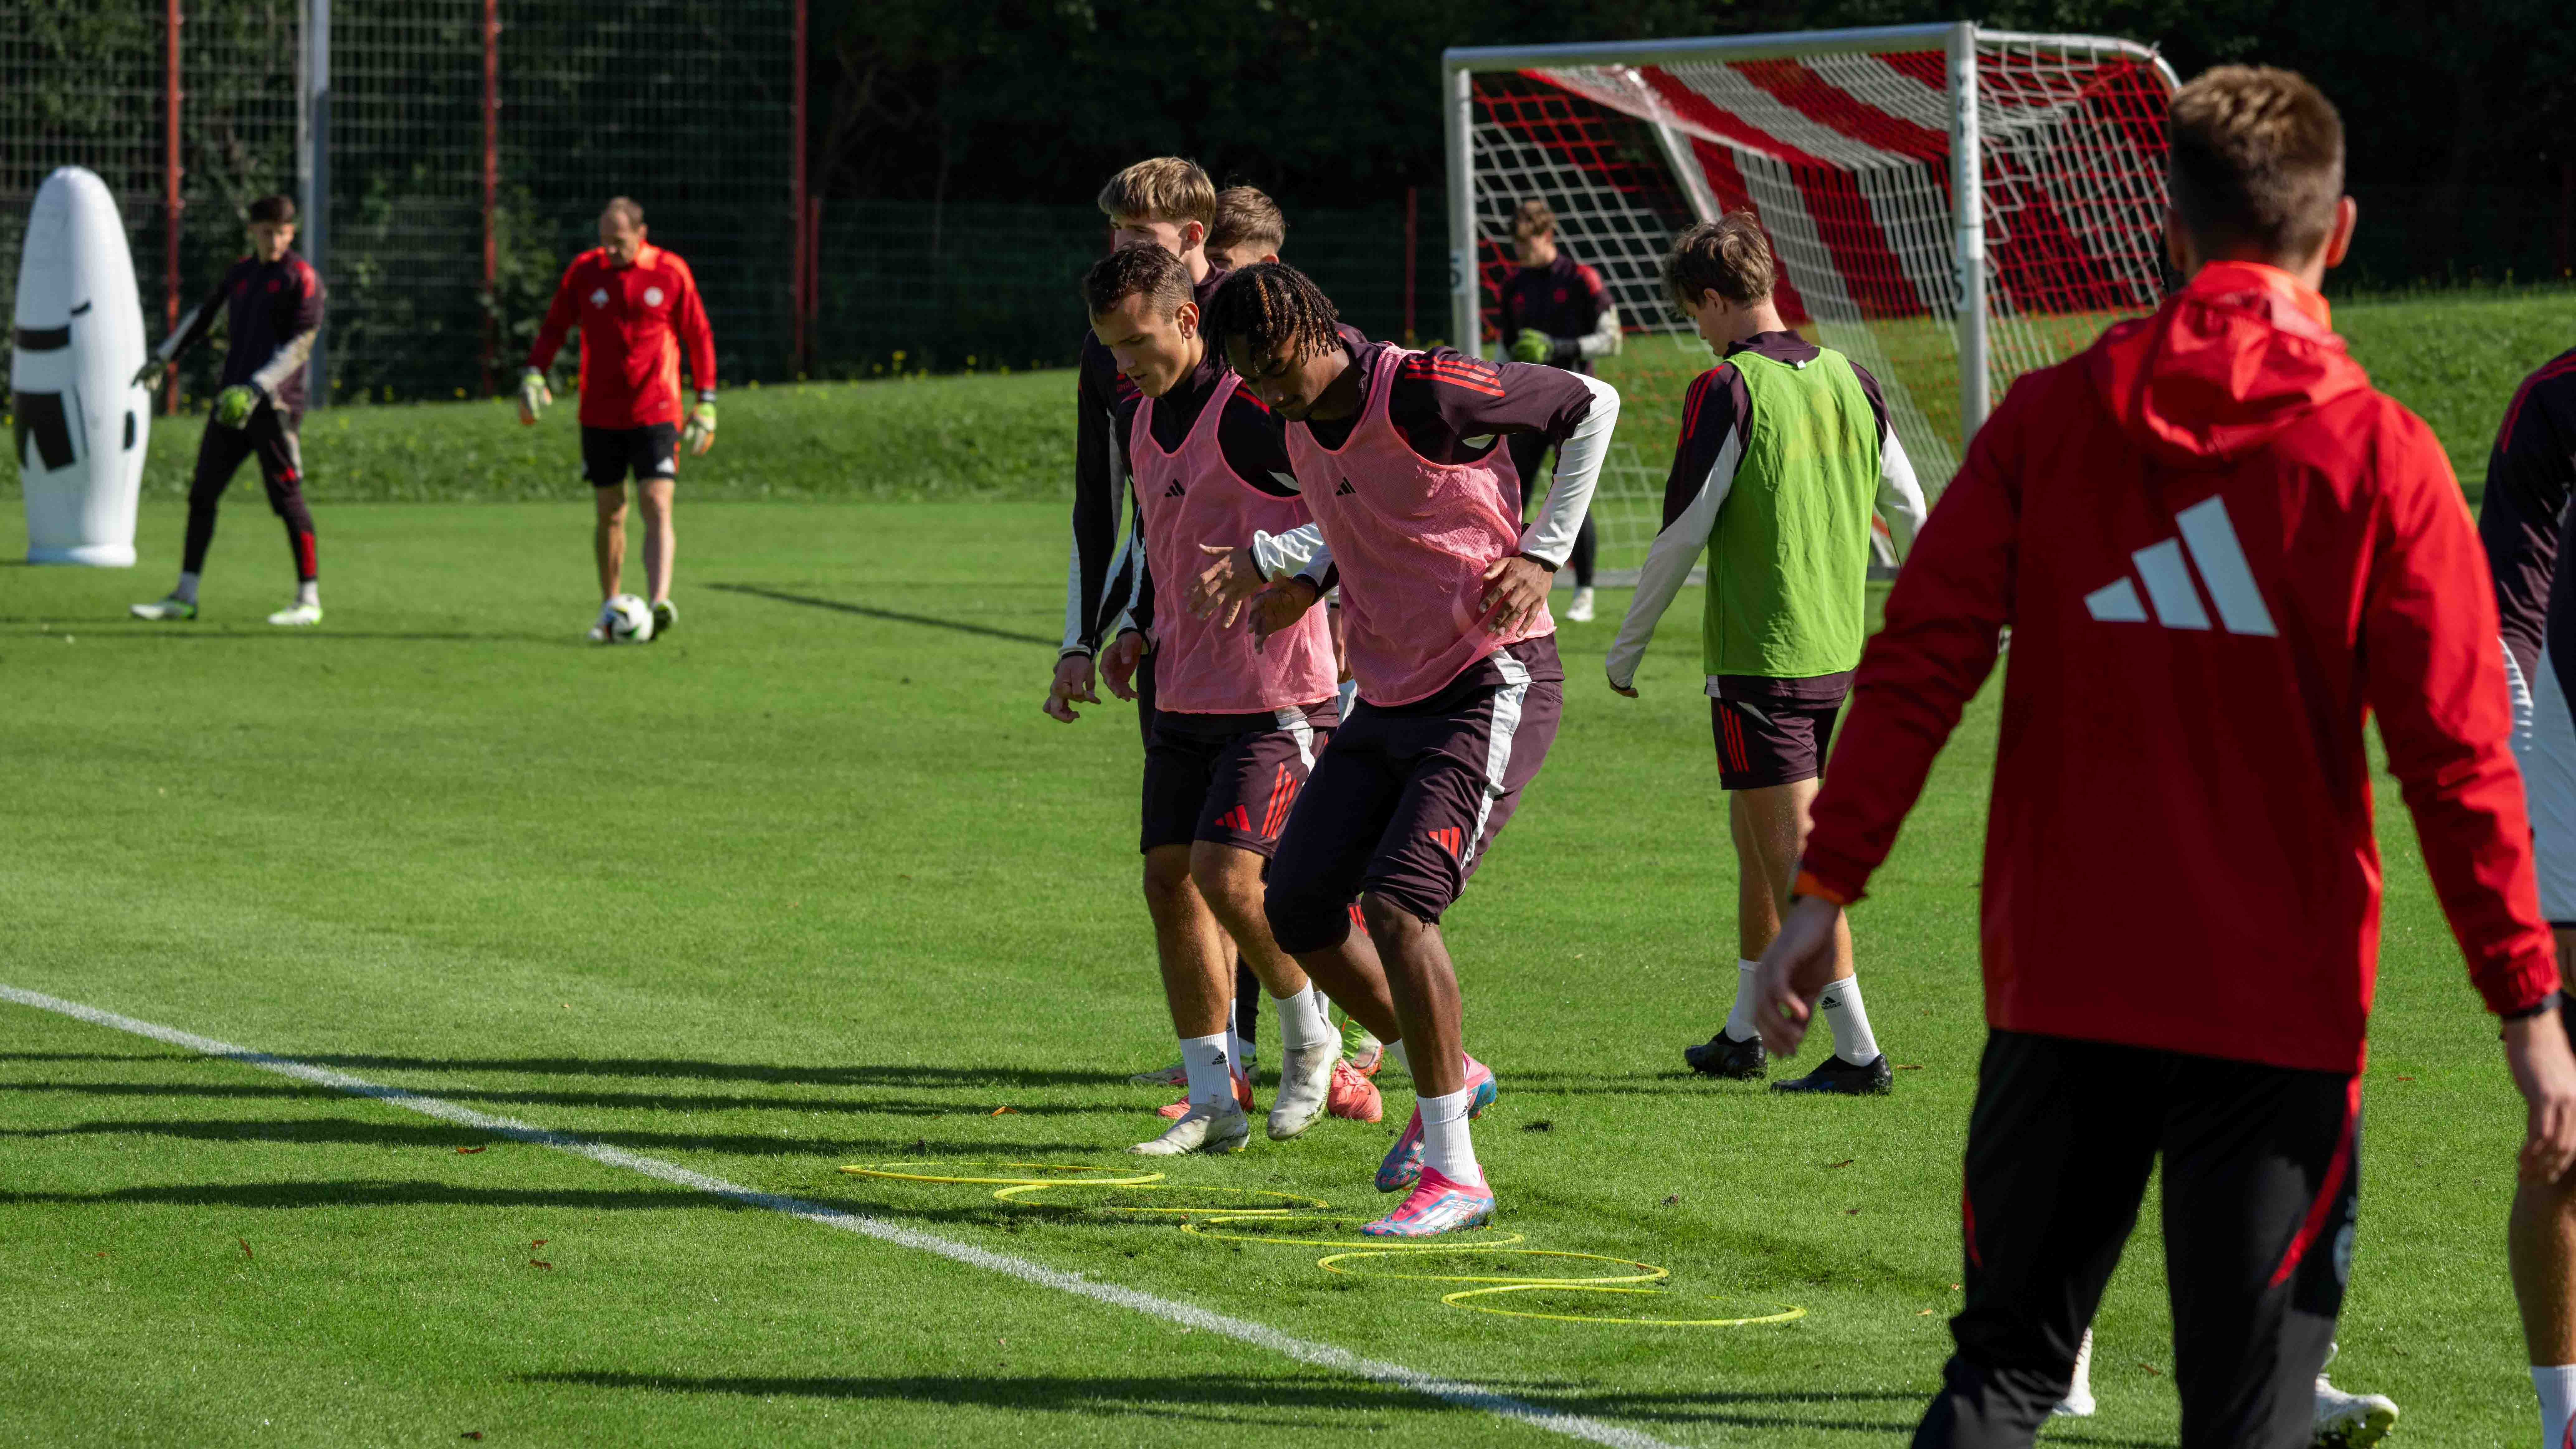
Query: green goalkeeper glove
682 393 716 455
1509 328 1553 364
211 384 260 430
516 368 552 426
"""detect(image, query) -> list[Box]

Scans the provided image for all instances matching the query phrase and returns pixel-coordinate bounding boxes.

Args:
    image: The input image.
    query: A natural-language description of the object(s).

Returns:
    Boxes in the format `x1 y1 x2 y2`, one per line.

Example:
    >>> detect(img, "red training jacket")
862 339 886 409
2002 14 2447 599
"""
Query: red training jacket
1798 261 2555 1075
528 242 715 429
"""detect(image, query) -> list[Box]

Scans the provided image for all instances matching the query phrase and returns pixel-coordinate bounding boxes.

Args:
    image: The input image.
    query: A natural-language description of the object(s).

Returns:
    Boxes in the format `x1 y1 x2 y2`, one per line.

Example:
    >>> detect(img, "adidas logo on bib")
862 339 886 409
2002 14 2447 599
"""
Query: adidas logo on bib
1163 480 1185 498
2082 495 2277 637
1334 479 1356 496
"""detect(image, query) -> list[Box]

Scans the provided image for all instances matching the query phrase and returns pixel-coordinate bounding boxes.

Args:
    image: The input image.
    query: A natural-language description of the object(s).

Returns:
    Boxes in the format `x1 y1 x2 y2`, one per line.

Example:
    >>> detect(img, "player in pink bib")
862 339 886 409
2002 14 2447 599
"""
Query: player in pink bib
1077 245 1387 1156
1200 263 1619 1235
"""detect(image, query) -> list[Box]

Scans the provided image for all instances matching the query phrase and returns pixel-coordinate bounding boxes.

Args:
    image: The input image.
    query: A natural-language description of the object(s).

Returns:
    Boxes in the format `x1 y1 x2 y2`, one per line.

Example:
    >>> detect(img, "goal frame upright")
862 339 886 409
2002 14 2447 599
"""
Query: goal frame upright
1442 22 2180 452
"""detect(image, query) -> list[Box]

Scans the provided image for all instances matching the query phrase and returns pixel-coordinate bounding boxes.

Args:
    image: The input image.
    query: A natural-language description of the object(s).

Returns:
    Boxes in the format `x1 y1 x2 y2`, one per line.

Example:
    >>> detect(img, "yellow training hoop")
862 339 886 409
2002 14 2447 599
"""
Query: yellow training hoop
1179 1215 1529 1251
838 1161 1167 1188
991 1182 1330 1215
1316 1248 1670 1286
1441 1284 1807 1327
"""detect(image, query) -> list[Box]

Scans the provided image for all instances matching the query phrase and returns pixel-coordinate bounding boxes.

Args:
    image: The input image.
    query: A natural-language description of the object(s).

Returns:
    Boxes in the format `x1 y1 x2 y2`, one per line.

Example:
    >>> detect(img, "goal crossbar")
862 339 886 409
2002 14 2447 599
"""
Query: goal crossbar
1443 20 2178 532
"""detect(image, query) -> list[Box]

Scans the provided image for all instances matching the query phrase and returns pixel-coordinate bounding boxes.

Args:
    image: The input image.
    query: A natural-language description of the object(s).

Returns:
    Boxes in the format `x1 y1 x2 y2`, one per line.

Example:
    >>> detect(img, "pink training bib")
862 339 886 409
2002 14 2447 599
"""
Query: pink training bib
1287 345 1550 706
1131 375 1337 715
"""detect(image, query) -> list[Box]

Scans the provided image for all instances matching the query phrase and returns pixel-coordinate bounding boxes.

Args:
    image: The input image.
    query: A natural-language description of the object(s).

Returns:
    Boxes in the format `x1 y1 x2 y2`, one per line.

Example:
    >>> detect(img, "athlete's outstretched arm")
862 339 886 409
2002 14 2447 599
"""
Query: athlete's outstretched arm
1798 382 2024 904
525 260 583 375
674 263 717 396
1606 368 1740 693
136 276 230 387
2366 412 2559 1020
1517 372 1617 567
246 268 326 401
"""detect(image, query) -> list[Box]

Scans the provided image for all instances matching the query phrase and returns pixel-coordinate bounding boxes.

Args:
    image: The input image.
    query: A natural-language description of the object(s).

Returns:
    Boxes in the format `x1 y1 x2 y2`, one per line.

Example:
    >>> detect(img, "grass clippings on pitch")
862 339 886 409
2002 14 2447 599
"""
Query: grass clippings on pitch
0 498 2543 1446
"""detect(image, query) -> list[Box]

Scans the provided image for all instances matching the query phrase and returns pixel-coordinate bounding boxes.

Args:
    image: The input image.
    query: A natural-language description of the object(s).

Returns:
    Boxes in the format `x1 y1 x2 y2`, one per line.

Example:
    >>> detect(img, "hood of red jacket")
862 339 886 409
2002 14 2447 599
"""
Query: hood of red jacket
2087 261 2370 468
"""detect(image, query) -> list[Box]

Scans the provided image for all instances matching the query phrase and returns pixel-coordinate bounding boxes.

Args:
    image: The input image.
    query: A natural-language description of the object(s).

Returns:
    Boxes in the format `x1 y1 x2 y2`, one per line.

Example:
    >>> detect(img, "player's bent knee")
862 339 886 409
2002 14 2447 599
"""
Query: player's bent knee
1359 891 1428 941
1187 839 1263 895
1262 879 1349 957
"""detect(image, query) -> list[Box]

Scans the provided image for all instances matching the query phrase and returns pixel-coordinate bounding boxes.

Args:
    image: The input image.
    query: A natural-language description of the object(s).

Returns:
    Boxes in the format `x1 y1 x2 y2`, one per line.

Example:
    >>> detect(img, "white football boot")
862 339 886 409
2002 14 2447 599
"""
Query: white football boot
130 596 197 621
1564 585 1596 623
2312 1343 2397 1449
1266 1040 1339 1140
2051 1328 2096 1418
585 599 617 644
267 601 323 627
1130 1096 1250 1156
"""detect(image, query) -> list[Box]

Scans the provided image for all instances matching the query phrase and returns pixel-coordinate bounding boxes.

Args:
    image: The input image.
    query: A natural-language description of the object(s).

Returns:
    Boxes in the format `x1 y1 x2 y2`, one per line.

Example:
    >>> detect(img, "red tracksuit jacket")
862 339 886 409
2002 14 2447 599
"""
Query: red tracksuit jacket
1799 261 2555 1075
528 243 715 429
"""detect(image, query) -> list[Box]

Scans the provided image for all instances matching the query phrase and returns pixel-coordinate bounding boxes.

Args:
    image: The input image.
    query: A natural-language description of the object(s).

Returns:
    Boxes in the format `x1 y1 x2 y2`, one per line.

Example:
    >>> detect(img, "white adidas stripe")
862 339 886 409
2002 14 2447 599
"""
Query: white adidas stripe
2084 496 2276 636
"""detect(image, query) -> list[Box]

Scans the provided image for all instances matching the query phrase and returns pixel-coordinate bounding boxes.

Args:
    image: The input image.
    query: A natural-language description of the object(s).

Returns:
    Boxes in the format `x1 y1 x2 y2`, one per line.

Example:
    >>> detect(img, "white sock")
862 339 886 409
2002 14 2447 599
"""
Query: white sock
2535 1364 2576 1448
1178 1033 1233 1109
1818 976 1882 1066
1229 1029 1256 1075
173 571 201 605
1388 1038 1411 1079
296 580 318 607
1723 958 1760 1039
1273 986 1333 1052
1417 1085 1484 1186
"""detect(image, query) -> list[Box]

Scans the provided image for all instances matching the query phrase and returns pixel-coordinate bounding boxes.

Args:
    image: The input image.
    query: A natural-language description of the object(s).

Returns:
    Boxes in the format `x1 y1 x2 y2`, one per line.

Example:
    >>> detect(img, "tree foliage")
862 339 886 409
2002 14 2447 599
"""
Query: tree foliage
815 0 2574 213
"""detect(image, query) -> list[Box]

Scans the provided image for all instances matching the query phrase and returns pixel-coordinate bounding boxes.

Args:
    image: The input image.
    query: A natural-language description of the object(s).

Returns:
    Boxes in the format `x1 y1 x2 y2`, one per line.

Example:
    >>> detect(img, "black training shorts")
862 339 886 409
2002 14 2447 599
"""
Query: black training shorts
582 423 679 487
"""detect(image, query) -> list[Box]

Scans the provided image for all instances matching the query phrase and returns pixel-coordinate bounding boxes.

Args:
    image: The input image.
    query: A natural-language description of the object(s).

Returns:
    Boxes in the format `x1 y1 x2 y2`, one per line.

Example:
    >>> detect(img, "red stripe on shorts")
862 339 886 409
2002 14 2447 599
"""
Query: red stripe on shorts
2267 1074 2363 1288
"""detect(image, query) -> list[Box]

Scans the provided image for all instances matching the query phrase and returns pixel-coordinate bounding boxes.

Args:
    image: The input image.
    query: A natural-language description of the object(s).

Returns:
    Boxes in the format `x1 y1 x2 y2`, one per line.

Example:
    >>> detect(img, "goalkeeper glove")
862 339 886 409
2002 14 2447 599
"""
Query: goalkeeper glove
211 384 260 430
682 392 716 455
1509 328 1552 364
517 368 552 425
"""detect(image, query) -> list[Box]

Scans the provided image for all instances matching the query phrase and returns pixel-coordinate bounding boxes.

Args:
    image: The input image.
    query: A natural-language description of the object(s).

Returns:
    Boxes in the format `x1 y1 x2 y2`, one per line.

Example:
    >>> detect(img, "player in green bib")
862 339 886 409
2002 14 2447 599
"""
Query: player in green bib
1606 214 1927 1093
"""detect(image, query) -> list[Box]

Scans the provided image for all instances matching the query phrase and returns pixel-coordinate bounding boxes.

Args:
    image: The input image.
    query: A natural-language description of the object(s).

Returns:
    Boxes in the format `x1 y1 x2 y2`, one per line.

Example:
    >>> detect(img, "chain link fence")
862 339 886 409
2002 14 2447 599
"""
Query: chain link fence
810 197 1450 380
5 0 793 409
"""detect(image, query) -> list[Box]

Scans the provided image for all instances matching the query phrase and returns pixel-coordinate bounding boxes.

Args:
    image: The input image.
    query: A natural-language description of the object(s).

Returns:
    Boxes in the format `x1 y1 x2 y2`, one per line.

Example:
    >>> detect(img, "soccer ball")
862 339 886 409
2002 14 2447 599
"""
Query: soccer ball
603 593 655 644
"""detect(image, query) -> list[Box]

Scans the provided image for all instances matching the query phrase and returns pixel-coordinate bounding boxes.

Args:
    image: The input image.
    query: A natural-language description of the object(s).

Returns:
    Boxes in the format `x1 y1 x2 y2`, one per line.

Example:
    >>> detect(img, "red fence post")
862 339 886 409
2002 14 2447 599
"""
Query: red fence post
791 0 809 376
163 0 183 415
479 0 498 394
1403 185 1418 344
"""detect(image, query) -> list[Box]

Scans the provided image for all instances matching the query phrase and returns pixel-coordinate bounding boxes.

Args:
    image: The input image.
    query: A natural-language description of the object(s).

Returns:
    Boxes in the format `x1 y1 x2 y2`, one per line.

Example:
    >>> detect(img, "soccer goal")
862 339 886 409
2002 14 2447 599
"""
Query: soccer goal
1445 22 2179 577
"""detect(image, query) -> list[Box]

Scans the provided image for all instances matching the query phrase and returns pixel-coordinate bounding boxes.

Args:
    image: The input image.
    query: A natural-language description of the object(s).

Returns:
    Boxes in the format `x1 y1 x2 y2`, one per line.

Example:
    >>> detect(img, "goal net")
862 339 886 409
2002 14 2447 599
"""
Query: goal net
1446 23 2177 577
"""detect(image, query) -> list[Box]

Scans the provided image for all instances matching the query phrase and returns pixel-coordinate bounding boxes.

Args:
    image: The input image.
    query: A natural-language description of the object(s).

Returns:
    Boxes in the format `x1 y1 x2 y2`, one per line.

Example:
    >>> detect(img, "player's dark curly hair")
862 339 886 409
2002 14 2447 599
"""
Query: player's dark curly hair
1204 262 1342 366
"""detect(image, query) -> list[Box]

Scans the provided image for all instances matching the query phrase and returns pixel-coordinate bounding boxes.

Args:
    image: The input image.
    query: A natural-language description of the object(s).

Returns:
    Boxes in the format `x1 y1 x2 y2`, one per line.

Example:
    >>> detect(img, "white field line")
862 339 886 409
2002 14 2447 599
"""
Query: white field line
1 983 1687 1449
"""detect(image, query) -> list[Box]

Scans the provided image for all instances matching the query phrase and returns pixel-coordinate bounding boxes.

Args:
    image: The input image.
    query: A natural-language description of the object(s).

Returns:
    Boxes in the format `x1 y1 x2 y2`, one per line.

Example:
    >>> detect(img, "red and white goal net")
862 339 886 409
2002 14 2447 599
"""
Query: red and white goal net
1446 24 2177 574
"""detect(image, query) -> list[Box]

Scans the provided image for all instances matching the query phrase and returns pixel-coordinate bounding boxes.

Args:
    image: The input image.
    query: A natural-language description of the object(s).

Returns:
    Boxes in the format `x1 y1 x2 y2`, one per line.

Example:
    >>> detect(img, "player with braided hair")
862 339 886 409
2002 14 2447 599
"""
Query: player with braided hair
1196 262 1619 1236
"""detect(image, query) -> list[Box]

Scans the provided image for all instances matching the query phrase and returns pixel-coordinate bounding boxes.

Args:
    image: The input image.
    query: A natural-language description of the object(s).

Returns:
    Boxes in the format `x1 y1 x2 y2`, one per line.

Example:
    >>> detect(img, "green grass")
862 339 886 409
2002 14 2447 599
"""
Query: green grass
12 285 2567 517
0 497 2544 1446
3 370 1068 503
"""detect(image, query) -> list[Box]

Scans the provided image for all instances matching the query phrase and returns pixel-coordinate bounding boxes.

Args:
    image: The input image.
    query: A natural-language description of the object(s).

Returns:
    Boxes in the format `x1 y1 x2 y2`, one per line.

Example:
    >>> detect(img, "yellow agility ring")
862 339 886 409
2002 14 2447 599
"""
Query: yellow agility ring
991 1182 1329 1215
1316 1248 1669 1286
838 1161 1166 1188
1442 1284 1807 1327
1179 1215 1528 1251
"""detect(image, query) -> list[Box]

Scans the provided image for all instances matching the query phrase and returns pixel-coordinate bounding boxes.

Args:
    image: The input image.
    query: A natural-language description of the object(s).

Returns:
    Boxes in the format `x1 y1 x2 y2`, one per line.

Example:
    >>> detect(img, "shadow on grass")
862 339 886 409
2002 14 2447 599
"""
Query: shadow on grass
0 1079 1102 1117
710 582 1057 648
523 1369 1428 1427
0 1117 1124 1161
521 1370 1992 1438
286 1057 1137 1091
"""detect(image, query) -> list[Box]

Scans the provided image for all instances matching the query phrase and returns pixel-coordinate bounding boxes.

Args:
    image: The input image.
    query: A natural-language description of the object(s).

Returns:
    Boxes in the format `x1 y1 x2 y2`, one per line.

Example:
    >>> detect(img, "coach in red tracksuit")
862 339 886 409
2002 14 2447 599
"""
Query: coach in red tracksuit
1753 67 2576 1447
521 197 717 641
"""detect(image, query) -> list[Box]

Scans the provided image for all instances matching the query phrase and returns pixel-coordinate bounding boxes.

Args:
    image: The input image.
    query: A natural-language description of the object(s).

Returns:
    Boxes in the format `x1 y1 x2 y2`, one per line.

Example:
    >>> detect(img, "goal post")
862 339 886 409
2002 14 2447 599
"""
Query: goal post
1444 23 2179 576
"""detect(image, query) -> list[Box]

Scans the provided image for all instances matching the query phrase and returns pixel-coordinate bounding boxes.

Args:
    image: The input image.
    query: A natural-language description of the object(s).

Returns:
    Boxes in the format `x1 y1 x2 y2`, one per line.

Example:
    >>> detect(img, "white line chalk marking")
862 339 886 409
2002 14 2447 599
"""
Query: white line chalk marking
1 982 1685 1449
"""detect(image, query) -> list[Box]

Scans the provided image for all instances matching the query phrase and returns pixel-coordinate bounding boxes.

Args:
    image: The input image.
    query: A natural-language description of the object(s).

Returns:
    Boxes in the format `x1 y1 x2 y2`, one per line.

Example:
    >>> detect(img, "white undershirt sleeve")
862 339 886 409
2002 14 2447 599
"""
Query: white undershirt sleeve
1518 373 1620 567
1604 430 1742 692
1875 423 1927 561
1252 522 1328 582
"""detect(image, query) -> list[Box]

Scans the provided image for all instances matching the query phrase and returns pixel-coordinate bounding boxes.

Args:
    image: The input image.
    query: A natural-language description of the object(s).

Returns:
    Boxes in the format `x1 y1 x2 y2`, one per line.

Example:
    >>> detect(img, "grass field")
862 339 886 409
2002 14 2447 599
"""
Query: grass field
10 284 2570 516
0 492 2546 1447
